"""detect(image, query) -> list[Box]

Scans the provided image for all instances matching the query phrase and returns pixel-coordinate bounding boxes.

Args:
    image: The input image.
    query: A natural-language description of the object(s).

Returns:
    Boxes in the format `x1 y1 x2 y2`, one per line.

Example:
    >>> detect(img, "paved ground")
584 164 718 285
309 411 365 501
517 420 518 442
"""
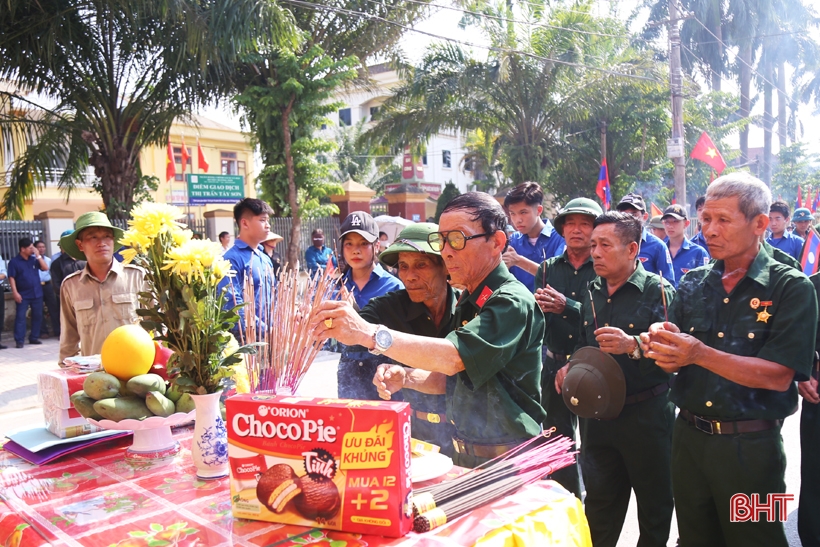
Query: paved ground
0 330 805 546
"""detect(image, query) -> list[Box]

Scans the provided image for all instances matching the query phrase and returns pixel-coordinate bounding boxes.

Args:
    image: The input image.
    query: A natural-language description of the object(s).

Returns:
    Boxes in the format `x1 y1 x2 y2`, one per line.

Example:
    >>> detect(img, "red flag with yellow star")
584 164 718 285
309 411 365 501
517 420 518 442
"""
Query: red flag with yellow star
690 132 726 174
166 140 175 181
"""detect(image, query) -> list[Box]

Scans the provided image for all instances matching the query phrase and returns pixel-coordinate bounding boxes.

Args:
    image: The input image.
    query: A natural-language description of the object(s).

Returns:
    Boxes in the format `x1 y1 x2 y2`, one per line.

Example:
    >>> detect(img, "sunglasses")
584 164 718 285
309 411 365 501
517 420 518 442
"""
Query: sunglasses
427 230 494 251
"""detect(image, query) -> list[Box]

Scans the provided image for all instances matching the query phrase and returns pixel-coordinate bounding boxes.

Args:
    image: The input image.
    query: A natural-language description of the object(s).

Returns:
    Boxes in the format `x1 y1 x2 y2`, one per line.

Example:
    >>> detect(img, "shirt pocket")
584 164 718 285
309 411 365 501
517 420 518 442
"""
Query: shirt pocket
683 314 711 344
111 292 138 323
73 299 97 327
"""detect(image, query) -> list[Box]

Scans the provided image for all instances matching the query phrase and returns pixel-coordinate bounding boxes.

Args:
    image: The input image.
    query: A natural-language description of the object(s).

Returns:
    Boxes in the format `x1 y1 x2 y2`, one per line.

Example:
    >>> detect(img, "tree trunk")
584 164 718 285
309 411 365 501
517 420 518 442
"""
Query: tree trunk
777 61 787 149
282 96 301 271
711 19 723 93
762 64 773 186
738 44 752 165
88 133 138 221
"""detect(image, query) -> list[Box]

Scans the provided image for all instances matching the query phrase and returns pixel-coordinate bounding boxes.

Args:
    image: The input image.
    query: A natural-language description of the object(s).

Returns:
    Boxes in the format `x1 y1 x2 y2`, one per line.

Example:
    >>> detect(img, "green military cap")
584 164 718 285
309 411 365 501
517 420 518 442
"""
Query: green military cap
60 212 124 260
648 215 664 229
562 347 626 420
794 208 813 222
553 198 604 237
379 222 440 267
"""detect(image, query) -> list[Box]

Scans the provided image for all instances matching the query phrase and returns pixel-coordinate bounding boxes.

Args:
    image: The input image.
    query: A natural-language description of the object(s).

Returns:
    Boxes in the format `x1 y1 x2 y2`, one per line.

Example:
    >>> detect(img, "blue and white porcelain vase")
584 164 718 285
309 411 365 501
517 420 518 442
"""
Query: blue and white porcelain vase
190 390 229 480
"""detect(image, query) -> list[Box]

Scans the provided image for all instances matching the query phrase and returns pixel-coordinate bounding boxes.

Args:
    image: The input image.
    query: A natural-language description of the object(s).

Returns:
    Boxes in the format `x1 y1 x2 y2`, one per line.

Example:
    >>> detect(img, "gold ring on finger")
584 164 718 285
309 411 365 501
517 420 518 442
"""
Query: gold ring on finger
324 318 333 329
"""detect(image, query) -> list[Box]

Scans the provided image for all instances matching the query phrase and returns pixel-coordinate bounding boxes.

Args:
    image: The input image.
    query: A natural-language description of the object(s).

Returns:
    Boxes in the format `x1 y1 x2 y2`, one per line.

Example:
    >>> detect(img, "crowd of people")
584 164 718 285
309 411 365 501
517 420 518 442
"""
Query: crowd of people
5 172 819 546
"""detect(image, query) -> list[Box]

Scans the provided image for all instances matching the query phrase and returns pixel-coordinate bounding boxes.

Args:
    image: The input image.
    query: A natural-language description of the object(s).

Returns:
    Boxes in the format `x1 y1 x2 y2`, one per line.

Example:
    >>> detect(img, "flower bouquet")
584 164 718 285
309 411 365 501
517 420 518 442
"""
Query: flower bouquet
120 202 254 477
120 203 253 395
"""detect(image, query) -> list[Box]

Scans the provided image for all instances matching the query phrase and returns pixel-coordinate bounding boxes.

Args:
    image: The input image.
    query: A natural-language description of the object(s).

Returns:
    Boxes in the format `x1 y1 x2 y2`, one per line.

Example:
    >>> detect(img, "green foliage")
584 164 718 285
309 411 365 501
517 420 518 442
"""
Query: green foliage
435 182 461 222
234 45 354 218
333 119 402 194
772 143 820 203
0 0 296 219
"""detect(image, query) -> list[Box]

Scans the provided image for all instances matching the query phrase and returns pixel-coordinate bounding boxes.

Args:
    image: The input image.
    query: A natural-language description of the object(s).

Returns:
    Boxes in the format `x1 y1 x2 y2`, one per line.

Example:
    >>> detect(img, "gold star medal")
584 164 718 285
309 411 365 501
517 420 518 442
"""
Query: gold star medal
750 298 761 310
756 301 773 323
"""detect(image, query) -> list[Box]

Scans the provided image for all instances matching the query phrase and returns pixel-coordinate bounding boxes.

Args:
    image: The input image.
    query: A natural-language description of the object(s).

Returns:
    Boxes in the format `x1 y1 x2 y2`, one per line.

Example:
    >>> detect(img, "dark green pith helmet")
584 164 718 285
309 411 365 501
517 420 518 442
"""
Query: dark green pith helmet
562 347 626 420
553 198 604 237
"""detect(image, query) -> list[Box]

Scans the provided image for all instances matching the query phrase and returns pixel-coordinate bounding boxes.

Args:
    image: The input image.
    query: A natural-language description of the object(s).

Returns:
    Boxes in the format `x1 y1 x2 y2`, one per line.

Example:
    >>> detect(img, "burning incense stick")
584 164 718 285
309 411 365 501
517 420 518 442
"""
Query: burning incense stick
243 264 340 394
659 272 668 322
588 288 599 330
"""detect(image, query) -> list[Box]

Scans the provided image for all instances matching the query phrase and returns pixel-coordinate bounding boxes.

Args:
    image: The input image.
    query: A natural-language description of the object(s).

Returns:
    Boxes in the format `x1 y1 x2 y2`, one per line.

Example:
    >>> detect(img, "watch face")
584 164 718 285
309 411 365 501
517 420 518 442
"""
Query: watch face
375 328 393 348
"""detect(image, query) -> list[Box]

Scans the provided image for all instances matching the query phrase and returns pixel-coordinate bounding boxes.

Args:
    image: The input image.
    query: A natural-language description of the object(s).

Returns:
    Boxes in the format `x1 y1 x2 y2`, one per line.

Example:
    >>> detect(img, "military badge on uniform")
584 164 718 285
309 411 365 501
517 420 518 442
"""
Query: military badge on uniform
756 301 773 323
750 298 761 309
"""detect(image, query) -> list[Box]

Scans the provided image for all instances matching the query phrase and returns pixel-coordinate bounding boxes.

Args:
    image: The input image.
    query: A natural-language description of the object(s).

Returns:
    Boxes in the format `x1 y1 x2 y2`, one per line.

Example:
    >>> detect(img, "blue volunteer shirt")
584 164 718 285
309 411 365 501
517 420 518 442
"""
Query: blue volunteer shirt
691 231 709 257
217 239 274 332
507 220 566 292
638 229 674 281
343 263 404 310
767 231 805 261
305 245 337 275
7 254 43 299
664 237 710 288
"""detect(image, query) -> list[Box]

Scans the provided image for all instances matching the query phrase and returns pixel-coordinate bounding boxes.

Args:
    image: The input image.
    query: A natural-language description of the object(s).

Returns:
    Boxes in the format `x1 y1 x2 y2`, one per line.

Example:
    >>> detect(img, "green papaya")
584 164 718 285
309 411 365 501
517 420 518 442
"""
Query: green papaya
70 390 104 420
83 372 121 400
126 374 167 398
145 391 175 417
93 397 152 421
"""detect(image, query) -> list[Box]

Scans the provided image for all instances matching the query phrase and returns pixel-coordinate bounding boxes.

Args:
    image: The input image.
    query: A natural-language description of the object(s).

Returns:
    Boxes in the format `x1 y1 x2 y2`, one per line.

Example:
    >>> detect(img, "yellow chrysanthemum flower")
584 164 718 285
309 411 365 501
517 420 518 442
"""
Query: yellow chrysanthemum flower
211 257 232 283
129 202 184 241
172 229 193 247
119 229 152 252
163 239 225 283
119 247 139 264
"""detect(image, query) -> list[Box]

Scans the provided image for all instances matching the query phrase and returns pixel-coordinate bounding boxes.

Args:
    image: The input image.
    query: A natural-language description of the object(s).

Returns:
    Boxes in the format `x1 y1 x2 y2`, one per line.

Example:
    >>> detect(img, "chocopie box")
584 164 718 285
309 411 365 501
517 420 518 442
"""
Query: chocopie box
226 394 413 537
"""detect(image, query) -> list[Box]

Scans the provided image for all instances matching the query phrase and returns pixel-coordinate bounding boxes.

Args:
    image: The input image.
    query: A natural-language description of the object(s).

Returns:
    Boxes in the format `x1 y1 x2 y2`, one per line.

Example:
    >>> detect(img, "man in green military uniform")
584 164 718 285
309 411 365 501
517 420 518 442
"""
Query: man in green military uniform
642 172 817 547
344 223 457 456
559 212 676 547
312 192 546 468
534 197 602 498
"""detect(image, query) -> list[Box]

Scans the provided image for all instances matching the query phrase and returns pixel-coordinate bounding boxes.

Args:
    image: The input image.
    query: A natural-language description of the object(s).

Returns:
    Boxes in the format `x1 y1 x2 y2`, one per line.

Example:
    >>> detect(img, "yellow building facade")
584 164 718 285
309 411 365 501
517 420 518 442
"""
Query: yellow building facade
1 114 255 221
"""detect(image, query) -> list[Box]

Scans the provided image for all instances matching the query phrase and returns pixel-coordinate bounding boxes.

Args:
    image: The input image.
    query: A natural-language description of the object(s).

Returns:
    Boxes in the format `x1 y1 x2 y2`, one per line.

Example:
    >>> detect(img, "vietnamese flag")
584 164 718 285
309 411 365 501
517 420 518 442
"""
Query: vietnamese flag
197 140 209 173
180 136 190 175
166 140 175 181
596 158 611 211
801 227 820 275
690 132 727 174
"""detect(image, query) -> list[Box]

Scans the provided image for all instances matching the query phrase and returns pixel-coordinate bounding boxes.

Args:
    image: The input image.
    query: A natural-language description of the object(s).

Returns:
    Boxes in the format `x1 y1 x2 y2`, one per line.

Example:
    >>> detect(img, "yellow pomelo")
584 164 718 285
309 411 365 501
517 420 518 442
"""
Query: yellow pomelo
101 325 156 381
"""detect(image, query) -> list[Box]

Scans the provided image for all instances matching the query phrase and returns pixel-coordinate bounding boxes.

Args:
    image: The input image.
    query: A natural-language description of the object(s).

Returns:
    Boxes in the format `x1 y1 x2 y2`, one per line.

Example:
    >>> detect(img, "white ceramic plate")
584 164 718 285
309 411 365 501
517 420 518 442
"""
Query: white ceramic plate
86 410 195 431
411 451 453 483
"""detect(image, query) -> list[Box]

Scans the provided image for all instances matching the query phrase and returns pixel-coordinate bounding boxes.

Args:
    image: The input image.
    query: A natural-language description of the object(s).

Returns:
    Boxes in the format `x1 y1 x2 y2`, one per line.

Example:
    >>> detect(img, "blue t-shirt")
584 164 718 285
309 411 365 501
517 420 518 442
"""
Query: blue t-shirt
507 220 566 292
7 254 43 299
767 231 805 261
638 229 674 281
664 237 710 288
691 231 709 257
343 264 404 310
305 245 337 275
217 239 274 332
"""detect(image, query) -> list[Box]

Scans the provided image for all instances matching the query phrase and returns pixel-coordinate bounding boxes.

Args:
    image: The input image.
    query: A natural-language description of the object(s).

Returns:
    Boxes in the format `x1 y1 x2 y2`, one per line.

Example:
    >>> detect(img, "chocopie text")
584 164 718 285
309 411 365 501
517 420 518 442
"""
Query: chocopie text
226 394 413 537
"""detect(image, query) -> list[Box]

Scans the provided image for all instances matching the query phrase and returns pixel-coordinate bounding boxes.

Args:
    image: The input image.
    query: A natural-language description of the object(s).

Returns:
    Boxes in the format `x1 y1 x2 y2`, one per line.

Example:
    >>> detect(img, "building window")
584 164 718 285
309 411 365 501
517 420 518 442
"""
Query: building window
321 123 327 130
173 146 192 181
442 150 451 169
464 157 472 171
338 108 352 127
221 151 246 179
317 155 327 164
369 106 380 121
422 153 427 166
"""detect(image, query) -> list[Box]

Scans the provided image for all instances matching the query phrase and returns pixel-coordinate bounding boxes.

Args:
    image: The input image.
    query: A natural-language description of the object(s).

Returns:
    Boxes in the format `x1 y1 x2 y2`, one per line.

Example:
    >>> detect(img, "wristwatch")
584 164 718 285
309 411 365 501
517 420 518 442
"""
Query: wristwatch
369 325 393 356
628 336 642 360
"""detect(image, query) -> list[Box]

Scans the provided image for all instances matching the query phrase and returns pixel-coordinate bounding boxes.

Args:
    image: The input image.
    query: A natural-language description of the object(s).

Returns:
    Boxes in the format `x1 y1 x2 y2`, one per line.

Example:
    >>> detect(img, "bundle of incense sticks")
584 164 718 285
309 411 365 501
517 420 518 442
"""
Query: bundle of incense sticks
411 433 576 532
242 264 340 394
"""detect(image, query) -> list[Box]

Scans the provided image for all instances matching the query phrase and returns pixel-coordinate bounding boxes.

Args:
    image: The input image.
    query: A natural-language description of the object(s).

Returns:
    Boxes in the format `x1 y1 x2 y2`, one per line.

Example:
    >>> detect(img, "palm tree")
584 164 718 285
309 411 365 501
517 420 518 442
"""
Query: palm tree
0 0 295 219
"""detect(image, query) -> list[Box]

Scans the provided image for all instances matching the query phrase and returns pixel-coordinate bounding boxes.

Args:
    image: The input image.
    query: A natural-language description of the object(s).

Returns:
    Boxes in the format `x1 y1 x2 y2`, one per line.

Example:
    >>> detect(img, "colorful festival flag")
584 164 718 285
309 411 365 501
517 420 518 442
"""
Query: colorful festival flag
690 132 727 173
180 136 190 176
197 140 210 173
165 140 175 181
796 186 803 212
650 203 663 217
596 159 611 211
801 227 820 276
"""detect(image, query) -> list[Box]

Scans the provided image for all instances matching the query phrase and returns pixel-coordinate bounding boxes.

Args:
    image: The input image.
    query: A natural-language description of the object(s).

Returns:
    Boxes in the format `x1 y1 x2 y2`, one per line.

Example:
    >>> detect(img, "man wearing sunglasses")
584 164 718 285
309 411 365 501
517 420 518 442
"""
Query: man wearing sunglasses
312 192 546 468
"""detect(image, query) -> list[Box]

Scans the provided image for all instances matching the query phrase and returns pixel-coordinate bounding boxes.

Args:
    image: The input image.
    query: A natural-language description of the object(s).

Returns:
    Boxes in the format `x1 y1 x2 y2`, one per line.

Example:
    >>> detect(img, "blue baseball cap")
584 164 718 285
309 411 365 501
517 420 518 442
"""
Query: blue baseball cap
793 208 813 222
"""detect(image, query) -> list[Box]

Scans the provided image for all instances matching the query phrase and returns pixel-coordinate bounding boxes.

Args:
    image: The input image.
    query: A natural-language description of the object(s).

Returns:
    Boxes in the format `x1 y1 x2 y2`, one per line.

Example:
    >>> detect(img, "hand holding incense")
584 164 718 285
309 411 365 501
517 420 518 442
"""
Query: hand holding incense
588 288 599 330
659 272 669 322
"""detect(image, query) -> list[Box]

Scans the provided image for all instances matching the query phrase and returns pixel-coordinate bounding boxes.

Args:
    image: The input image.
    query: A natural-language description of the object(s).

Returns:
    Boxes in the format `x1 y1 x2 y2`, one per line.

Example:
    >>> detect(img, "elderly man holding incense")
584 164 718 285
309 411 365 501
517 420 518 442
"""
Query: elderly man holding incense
558 211 676 547
339 222 457 456
640 172 816 547
311 192 546 468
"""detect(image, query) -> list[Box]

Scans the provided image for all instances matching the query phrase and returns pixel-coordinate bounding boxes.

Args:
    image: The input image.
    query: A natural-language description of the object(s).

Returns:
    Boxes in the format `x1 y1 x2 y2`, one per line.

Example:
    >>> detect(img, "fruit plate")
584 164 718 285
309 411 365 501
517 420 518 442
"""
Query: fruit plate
86 410 195 462
411 451 453 483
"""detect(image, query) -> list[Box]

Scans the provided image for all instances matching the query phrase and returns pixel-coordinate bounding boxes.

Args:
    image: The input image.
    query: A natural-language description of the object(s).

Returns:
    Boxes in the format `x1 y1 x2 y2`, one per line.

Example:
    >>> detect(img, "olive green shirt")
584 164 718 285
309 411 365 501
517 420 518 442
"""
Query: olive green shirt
358 286 459 418
444 263 546 443
669 246 817 420
535 252 596 365
578 262 675 395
